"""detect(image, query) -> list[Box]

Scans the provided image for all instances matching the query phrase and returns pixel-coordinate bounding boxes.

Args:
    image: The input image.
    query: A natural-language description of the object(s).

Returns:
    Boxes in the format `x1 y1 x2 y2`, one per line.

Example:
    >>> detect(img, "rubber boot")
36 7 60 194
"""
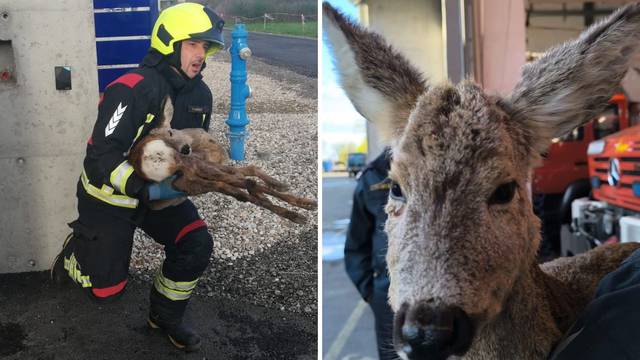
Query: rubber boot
148 286 201 352
50 232 75 285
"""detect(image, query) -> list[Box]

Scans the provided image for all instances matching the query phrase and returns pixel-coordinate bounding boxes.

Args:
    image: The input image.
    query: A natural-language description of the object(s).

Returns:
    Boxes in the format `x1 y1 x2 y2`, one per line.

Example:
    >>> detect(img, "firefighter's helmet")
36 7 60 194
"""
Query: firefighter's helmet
151 3 225 57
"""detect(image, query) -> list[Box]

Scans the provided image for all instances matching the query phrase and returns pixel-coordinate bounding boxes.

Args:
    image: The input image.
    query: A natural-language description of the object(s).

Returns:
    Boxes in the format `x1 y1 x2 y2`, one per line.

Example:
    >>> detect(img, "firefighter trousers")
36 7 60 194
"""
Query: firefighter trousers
64 197 213 303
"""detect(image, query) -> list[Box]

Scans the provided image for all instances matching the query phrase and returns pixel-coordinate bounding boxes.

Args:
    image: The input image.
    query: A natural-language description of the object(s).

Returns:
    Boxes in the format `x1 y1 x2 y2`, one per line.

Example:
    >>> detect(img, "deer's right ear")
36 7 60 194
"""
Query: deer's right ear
508 3 640 154
323 2 427 143
159 96 174 129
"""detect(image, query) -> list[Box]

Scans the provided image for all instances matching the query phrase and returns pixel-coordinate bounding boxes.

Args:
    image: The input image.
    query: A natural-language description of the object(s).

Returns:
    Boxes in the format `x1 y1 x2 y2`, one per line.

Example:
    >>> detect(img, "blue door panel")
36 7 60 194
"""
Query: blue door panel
96 40 150 66
94 1 159 91
93 0 152 9
94 12 153 37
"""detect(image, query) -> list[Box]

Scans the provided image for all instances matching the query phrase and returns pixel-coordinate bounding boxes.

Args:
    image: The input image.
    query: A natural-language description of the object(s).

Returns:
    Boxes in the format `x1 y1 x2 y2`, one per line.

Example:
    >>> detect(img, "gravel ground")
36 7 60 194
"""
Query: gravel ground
130 53 318 318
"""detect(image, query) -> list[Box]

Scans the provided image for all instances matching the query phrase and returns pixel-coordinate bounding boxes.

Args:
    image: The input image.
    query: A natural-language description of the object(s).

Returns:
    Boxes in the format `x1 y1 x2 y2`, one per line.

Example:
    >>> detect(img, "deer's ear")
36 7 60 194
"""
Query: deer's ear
508 3 640 154
159 96 174 129
323 2 427 143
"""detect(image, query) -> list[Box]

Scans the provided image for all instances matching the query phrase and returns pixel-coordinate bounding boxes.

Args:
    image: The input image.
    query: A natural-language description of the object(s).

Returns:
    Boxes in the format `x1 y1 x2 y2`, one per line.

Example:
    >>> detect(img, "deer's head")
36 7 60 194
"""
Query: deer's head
324 3 640 358
149 96 193 156
129 97 191 182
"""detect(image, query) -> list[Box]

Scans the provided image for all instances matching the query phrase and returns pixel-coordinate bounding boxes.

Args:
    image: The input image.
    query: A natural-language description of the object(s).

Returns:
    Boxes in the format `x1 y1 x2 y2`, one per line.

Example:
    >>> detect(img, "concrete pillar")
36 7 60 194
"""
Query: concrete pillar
0 0 99 273
479 0 526 95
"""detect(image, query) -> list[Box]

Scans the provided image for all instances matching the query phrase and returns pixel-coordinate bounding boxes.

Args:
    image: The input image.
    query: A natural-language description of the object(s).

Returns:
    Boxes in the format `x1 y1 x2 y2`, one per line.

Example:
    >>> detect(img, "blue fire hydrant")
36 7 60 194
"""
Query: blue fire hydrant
226 24 252 161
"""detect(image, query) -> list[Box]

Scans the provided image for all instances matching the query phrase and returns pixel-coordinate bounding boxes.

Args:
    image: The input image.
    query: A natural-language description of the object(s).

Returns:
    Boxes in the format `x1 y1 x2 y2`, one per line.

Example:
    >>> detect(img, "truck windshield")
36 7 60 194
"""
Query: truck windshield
630 102 640 126
560 126 584 142
348 154 365 166
593 104 619 139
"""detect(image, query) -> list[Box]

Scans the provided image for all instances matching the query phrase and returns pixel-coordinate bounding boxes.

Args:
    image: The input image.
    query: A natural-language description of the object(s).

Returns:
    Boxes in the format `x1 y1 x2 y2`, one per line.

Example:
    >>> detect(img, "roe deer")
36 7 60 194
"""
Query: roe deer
324 2 640 359
128 97 317 224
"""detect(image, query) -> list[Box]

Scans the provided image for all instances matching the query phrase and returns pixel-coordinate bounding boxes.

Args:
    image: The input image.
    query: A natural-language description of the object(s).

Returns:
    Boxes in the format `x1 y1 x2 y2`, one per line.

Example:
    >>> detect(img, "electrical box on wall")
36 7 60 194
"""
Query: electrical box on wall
55 66 72 90
0 40 16 84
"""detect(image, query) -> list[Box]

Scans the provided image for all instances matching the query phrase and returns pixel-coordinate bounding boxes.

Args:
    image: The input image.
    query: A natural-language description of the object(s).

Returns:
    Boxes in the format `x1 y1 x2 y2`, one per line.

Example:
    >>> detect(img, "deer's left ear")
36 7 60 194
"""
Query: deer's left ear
158 96 174 129
323 2 427 143
508 3 640 154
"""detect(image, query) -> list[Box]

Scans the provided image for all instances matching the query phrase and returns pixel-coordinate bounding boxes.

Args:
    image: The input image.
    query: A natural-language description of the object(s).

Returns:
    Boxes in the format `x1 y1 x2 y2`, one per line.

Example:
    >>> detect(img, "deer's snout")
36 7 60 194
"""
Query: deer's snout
394 302 474 360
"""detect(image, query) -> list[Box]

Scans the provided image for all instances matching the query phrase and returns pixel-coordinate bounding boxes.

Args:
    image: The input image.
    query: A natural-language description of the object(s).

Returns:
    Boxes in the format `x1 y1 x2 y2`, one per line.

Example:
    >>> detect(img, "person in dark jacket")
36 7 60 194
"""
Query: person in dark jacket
548 248 640 360
50 3 224 352
345 148 398 360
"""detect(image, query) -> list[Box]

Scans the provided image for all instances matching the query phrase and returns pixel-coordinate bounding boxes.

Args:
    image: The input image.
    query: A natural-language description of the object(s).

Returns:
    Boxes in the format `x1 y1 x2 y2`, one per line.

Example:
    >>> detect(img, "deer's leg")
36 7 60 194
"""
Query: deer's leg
243 178 317 211
233 165 289 192
216 175 316 211
195 162 289 192
175 160 316 211
208 180 307 224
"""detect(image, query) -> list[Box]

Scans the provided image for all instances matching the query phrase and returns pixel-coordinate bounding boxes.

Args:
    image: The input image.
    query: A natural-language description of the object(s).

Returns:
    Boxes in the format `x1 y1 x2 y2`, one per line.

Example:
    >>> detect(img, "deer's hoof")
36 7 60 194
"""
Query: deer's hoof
394 302 474 360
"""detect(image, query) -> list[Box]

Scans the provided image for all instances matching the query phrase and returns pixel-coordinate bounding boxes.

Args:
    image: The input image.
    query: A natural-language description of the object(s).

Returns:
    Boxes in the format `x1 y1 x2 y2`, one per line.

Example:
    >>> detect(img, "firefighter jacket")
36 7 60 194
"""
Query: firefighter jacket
344 150 392 302
549 248 640 359
77 49 213 215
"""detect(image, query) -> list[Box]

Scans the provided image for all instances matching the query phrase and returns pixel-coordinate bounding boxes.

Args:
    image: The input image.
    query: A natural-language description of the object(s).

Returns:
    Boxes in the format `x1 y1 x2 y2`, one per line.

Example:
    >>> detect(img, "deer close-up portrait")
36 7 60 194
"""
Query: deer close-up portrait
324 1 640 359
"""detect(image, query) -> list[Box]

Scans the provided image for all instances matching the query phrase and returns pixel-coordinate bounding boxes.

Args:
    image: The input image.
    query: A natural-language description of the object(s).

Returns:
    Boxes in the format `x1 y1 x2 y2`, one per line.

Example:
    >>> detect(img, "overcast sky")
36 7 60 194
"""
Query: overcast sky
321 0 367 161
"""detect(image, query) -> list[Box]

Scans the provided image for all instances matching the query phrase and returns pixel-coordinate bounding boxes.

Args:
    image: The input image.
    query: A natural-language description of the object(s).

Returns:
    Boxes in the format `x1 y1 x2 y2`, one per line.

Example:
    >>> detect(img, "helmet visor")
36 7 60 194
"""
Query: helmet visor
206 41 224 57
190 22 225 57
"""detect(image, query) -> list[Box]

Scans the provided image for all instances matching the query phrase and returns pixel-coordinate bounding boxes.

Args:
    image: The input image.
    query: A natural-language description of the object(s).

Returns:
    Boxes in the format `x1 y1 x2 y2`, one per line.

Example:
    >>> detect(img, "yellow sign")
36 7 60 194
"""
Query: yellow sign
615 142 630 153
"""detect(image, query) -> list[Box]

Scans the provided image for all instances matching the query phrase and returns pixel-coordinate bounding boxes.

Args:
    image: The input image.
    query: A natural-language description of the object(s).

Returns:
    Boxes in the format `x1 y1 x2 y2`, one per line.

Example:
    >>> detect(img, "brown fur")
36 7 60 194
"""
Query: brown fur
128 97 317 224
324 2 640 358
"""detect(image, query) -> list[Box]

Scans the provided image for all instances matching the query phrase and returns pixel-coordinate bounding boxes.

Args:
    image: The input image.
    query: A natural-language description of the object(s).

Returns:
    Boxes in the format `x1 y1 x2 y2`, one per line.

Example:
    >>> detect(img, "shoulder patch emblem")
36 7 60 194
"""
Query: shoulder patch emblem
105 102 127 137
369 179 391 191
107 73 144 89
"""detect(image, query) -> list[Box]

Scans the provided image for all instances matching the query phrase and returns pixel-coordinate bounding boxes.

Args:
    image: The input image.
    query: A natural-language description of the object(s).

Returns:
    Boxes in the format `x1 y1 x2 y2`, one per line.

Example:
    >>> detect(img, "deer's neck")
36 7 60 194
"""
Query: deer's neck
469 263 579 359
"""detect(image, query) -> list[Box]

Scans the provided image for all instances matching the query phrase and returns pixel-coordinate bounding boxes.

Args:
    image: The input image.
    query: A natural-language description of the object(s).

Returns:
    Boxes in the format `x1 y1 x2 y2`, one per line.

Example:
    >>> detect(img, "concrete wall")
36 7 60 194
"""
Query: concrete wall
0 0 99 273
364 0 445 82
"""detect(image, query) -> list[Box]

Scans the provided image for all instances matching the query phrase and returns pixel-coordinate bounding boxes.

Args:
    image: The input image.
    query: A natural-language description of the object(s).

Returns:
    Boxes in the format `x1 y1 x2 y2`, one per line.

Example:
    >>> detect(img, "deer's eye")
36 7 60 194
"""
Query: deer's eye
390 182 405 202
489 181 517 205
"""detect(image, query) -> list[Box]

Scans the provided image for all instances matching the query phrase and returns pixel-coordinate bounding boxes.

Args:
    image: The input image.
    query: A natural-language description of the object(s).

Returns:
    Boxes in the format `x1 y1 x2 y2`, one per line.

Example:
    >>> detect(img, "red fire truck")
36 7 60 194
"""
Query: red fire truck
533 94 633 257
564 121 640 255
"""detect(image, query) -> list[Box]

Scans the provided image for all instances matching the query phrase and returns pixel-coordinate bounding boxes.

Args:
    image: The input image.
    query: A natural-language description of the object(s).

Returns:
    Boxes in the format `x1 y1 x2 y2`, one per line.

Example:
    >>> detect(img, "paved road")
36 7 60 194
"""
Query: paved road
0 271 316 360
322 175 379 360
323 176 357 261
223 30 317 78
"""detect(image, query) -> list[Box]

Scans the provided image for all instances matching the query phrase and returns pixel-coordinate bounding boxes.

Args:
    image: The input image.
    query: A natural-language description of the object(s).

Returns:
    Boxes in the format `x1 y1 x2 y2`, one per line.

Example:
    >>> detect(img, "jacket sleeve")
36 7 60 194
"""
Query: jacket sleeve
202 110 212 131
202 88 213 131
344 178 375 301
83 83 148 197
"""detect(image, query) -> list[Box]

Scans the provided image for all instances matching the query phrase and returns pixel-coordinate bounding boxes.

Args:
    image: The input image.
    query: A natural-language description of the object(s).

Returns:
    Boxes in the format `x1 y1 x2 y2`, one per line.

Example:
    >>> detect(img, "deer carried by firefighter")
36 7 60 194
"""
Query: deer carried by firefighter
128 96 316 224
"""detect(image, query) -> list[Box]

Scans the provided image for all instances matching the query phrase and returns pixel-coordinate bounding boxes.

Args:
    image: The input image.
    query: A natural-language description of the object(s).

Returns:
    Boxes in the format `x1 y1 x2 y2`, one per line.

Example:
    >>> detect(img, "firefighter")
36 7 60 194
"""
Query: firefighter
49 3 224 352
549 248 640 359
345 149 399 360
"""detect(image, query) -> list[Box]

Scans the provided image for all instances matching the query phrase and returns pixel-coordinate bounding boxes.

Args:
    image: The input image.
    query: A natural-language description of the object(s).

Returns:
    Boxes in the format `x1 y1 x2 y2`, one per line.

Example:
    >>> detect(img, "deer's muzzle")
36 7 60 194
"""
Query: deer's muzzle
394 301 475 360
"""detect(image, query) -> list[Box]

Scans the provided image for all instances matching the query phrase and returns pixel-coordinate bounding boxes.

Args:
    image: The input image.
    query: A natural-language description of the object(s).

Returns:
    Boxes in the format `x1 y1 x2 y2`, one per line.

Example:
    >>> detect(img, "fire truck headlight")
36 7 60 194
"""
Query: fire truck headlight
633 182 640 197
587 140 606 155
591 176 602 189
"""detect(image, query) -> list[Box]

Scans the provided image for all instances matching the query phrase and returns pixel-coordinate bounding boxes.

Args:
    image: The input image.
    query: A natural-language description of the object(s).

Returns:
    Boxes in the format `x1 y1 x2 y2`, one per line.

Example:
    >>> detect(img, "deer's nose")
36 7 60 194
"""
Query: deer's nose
394 302 474 360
